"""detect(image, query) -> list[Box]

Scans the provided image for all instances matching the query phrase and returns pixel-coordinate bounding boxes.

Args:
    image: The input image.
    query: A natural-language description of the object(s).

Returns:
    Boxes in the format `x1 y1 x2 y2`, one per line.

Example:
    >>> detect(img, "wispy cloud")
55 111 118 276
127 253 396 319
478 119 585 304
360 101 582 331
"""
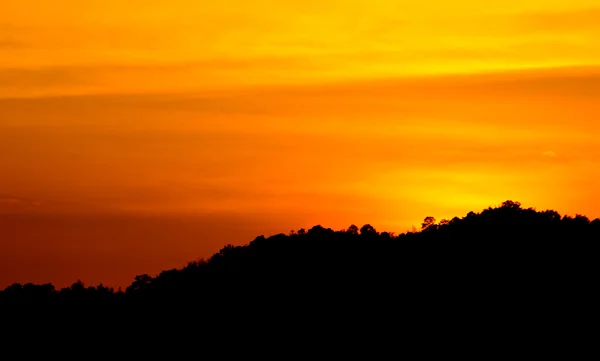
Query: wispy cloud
0 40 24 49
0 24 26 49
0 197 42 212
2 2 599 91
518 7 600 33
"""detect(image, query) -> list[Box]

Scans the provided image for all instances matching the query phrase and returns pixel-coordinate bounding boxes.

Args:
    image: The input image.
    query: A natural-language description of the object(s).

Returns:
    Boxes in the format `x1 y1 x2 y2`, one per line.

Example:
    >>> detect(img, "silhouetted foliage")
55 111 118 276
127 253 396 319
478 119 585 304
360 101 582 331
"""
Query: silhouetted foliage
2 200 599 343
421 216 436 230
346 224 359 235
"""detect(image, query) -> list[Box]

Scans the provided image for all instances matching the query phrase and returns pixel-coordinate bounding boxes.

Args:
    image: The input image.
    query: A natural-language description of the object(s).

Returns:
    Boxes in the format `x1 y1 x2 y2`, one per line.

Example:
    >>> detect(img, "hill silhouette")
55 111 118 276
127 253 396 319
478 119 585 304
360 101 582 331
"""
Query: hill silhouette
2 200 598 349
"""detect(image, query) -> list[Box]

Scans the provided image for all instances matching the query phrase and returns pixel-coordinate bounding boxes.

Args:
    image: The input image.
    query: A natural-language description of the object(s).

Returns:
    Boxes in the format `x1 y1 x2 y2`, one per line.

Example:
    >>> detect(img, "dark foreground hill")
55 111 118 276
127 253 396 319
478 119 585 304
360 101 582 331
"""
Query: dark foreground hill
2 201 599 350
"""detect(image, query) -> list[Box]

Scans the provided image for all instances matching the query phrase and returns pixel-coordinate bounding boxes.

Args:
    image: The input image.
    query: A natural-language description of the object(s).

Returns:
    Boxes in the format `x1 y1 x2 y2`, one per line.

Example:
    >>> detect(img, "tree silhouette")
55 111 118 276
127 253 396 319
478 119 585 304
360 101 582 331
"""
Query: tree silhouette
347 224 359 235
360 224 377 235
2 200 598 343
421 216 436 230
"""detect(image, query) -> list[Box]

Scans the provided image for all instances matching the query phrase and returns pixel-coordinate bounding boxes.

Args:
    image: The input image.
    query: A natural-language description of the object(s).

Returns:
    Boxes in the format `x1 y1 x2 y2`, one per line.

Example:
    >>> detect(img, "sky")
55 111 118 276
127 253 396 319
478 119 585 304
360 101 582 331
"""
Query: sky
1 1 599 289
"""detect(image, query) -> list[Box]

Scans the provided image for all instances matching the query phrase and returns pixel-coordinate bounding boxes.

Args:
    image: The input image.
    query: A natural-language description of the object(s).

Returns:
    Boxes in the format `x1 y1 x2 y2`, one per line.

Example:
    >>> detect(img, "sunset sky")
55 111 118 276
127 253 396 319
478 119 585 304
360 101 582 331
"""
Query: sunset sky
1 1 599 289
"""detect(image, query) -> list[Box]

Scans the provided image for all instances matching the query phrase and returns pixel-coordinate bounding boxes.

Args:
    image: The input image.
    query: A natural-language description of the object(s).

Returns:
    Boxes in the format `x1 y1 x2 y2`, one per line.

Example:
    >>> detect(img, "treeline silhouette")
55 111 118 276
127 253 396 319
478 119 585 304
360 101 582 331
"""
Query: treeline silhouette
2 200 599 337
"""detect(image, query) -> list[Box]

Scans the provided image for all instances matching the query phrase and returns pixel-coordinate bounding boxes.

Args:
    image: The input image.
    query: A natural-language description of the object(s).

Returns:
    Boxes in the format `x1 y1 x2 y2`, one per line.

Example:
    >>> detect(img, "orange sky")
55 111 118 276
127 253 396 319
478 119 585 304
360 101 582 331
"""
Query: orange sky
1 1 599 289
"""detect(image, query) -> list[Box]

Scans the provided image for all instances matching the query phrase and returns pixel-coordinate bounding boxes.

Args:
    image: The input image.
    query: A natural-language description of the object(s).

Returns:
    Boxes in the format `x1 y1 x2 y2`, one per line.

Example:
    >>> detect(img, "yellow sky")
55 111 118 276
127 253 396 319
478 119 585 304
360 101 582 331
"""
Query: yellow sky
1 1 599 288
2 1 600 97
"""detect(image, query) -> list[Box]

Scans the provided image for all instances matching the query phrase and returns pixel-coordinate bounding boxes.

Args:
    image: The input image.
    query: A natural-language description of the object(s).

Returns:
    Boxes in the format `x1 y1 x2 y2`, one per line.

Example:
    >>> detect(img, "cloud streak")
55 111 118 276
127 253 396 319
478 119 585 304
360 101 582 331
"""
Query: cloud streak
0 197 42 212
2 1 599 93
